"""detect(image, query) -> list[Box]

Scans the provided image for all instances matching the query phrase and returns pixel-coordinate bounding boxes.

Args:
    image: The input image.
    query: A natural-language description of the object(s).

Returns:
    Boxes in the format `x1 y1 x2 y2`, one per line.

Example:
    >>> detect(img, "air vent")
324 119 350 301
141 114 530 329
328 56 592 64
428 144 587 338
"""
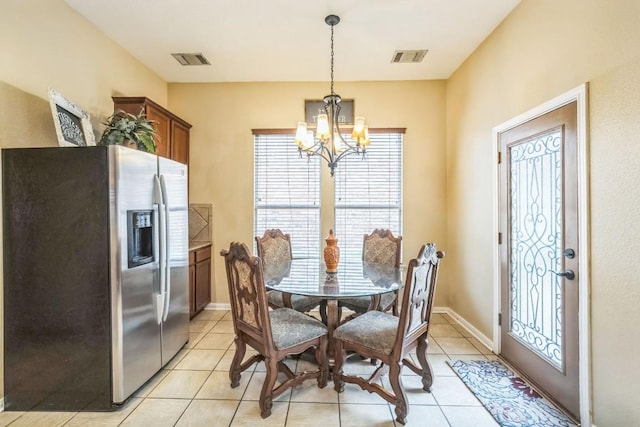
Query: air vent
171 53 211 66
390 50 428 63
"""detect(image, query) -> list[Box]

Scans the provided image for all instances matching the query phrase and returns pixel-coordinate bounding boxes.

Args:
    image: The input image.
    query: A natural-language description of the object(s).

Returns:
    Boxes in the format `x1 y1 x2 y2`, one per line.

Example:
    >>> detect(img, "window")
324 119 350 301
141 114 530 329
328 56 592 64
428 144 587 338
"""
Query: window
254 132 321 259
334 132 403 261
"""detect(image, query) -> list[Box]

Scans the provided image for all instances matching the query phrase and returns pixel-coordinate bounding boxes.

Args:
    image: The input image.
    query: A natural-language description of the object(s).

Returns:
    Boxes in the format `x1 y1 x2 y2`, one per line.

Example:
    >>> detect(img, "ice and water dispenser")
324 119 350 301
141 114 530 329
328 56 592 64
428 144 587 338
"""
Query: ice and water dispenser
127 210 154 268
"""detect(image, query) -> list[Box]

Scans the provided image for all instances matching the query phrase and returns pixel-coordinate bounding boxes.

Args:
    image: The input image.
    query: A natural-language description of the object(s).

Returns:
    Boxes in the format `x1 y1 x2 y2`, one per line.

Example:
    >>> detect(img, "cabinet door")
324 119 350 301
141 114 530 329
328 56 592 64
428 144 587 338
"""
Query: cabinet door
171 121 189 165
195 260 210 313
189 263 196 318
194 247 211 314
146 105 171 159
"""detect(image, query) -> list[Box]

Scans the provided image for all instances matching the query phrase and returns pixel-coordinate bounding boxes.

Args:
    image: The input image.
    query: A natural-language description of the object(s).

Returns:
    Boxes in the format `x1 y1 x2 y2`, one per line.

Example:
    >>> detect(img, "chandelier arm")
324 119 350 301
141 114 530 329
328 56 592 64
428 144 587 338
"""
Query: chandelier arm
333 120 360 151
320 144 336 165
332 145 364 164
300 144 333 166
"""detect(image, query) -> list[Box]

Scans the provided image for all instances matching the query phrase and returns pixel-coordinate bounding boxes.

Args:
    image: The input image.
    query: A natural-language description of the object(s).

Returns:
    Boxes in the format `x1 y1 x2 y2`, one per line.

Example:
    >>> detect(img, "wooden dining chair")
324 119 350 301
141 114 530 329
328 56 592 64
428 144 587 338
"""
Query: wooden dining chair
340 229 402 316
332 243 444 425
221 242 329 418
256 229 323 314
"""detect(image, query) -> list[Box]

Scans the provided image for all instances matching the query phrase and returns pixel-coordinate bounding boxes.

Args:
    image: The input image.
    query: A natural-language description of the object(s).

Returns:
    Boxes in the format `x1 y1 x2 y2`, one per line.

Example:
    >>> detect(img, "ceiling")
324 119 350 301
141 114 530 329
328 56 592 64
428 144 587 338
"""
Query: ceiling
65 0 520 83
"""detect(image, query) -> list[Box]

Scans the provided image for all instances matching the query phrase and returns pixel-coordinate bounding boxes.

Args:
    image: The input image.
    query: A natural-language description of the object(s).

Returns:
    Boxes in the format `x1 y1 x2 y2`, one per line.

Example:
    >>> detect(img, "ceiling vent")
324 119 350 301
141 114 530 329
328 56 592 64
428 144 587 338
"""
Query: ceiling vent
390 50 428 63
171 53 211 66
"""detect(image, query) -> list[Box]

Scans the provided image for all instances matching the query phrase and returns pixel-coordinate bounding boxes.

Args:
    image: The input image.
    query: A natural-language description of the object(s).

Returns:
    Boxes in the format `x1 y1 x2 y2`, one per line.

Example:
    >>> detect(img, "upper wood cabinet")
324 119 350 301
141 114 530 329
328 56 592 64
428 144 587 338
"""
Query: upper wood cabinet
112 97 192 165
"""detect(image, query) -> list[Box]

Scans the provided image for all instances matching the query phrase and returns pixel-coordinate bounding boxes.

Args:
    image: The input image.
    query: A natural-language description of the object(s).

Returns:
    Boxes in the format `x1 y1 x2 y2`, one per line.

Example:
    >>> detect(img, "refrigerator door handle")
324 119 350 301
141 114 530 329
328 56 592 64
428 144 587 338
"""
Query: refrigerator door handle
153 174 167 324
160 174 171 322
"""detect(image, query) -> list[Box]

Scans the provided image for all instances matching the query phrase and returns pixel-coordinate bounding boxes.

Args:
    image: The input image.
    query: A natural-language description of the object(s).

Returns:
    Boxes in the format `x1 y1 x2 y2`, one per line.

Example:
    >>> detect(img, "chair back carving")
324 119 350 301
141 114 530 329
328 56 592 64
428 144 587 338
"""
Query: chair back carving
221 242 274 350
363 229 402 268
393 243 444 354
256 229 293 266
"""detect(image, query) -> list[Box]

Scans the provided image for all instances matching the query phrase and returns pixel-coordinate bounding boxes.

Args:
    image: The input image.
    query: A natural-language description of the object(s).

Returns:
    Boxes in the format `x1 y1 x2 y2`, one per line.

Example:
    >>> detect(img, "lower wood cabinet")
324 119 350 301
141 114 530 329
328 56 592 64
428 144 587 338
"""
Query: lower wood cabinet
189 244 211 318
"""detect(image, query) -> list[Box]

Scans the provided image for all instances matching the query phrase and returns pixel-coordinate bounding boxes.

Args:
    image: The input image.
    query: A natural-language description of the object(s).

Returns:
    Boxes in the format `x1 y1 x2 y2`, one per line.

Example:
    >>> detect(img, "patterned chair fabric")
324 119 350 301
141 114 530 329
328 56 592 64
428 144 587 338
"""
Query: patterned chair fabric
221 242 329 419
333 310 399 355
269 308 328 350
363 229 402 267
332 243 445 425
340 229 402 315
256 229 322 313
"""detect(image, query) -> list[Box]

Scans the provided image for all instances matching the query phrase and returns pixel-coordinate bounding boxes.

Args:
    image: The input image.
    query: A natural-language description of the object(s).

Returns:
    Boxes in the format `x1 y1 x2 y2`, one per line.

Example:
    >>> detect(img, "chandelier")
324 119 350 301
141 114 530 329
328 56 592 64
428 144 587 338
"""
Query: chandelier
294 15 370 177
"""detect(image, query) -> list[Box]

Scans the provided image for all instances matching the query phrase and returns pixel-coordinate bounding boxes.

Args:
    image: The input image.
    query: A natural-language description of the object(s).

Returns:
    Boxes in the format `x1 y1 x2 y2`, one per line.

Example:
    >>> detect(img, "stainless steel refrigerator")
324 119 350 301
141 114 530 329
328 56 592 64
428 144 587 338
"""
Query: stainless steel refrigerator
2 145 189 411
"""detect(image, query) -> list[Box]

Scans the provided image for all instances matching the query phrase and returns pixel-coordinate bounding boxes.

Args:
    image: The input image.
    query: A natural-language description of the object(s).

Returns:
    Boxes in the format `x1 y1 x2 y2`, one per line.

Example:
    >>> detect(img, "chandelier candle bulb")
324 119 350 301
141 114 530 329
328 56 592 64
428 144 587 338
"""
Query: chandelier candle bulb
352 116 366 138
316 114 330 141
295 122 308 148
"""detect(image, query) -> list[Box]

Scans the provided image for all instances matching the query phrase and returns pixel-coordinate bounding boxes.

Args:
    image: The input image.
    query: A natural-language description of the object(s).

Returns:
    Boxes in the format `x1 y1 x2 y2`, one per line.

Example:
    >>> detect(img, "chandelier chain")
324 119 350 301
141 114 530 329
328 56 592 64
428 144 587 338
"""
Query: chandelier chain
330 22 335 95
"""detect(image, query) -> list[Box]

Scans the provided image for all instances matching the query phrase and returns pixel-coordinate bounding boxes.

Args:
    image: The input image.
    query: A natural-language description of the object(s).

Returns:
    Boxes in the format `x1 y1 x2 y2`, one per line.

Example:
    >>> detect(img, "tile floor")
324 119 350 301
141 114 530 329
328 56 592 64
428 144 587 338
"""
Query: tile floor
0 310 501 427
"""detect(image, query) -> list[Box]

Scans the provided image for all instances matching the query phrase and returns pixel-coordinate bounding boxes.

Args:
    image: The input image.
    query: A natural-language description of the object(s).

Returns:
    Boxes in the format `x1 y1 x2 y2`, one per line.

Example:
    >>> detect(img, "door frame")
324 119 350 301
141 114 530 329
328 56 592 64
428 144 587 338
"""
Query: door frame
491 83 591 425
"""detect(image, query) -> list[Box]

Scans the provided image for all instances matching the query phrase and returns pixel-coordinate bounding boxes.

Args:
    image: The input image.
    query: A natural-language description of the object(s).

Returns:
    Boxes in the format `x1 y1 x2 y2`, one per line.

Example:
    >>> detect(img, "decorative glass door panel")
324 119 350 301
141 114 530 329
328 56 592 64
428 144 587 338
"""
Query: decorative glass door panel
508 129 563 370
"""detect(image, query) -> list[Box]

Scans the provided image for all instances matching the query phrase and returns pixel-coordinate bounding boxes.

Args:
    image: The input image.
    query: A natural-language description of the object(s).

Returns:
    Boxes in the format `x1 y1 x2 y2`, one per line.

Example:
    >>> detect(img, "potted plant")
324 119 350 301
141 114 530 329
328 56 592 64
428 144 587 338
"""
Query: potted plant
98 109 157 153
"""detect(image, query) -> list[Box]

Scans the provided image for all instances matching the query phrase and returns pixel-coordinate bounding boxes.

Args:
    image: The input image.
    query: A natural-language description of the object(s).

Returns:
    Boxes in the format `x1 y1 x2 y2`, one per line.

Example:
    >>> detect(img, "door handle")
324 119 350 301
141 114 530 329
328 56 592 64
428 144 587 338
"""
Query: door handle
550 269 575 280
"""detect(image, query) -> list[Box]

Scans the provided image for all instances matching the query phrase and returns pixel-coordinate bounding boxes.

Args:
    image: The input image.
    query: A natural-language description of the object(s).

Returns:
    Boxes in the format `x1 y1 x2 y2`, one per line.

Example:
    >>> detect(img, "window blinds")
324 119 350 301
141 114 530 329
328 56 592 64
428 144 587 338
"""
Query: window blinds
334 132 403 261
254 133 321 259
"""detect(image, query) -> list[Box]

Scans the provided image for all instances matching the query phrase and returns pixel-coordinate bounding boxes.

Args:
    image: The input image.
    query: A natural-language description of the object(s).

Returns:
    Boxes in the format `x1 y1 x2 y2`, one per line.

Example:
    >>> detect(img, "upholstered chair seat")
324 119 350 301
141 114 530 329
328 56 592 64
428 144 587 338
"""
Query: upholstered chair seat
267 292 324 314
339 292 397 315
269 308 328 350
333 310 399 355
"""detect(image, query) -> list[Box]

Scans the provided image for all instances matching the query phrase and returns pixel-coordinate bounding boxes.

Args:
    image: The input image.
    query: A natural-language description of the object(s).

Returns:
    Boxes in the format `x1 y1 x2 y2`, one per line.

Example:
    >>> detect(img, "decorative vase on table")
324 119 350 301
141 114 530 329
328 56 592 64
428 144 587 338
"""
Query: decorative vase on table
323 229 340 273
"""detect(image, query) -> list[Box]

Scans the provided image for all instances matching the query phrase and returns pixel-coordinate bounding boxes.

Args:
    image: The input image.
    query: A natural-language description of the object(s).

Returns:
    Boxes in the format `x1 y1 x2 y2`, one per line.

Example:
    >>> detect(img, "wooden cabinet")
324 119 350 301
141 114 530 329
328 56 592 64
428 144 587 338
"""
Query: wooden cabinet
189 245 211 318
112 97 191 165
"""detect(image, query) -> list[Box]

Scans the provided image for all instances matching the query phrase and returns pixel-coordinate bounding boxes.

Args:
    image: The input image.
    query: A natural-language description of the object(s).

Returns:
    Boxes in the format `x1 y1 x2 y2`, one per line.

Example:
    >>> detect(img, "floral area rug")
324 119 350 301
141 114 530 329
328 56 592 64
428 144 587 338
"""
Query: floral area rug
448 359 578 427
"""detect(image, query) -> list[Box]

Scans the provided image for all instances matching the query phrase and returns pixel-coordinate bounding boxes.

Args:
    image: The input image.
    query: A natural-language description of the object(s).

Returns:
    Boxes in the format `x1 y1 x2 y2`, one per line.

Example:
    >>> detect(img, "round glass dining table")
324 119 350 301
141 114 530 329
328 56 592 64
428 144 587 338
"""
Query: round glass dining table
263 257 404 356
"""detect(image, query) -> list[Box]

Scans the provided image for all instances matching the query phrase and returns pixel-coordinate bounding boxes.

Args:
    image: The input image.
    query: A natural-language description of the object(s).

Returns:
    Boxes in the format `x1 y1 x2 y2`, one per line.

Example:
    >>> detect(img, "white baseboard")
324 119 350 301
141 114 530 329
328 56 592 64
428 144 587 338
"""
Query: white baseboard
433 306 493 351
205 302 231 311
0 397 4 412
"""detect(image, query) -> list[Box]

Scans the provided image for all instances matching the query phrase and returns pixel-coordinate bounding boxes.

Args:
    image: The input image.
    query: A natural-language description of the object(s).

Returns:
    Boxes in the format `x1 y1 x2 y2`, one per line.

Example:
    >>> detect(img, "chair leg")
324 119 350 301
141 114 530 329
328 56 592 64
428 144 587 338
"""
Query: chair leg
388 360 409 425
229 336 247 388
416 335 433 392
316 335 329 388
259 357 279 418
333 340 346 393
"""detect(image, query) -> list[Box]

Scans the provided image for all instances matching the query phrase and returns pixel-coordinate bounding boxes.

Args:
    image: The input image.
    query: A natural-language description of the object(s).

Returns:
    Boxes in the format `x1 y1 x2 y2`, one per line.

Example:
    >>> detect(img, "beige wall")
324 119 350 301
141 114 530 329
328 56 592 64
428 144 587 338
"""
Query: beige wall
0 0 168 125
588 56 640 426
446 0 640 424
168 81 448 306
0 0 168 397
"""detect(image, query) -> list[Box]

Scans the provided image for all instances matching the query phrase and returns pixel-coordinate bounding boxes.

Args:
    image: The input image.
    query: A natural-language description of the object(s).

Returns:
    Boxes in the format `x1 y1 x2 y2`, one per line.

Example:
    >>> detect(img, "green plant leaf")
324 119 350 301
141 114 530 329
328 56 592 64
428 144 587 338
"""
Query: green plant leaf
100 109 157 152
